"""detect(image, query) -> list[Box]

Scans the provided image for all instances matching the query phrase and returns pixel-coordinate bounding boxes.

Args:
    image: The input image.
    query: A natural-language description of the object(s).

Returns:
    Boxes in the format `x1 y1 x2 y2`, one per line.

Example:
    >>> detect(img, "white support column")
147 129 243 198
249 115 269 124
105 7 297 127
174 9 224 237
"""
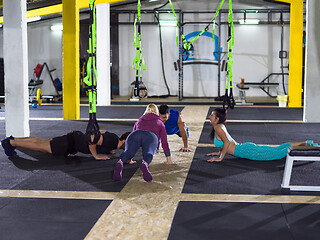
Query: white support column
3 0 30 137
303 1 320 122
96 3 111 106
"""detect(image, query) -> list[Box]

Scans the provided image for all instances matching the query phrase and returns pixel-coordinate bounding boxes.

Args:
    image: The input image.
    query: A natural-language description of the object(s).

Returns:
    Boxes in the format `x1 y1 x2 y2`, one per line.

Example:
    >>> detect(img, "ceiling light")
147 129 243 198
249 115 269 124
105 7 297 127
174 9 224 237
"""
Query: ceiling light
239 19 260 25
159 20 176 26
50 24 63 31
27 16 41 23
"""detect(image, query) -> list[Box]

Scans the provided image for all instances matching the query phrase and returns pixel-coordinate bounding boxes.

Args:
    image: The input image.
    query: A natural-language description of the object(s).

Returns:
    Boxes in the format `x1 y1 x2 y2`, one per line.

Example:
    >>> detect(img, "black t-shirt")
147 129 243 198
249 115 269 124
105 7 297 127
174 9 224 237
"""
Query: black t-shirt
96 132 119 154
74 131 119 154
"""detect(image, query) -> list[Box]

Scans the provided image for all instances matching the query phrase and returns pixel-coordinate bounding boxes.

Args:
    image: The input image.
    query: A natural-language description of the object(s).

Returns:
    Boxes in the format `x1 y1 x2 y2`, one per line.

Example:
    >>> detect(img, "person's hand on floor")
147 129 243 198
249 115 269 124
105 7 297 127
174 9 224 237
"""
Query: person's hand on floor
206 152 220 156
207 157 223 162
95 155 110 160
127 159 136 164
179 147 191 152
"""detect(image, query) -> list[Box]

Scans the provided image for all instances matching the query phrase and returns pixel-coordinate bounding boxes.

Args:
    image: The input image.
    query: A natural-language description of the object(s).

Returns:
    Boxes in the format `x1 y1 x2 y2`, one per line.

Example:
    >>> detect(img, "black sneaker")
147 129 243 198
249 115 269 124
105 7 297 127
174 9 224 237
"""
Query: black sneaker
1 137 17 156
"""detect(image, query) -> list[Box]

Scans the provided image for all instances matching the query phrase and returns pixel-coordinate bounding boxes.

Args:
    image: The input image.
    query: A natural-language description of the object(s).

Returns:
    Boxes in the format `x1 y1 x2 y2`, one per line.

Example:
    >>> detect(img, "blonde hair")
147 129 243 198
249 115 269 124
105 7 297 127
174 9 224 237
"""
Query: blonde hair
143 103 159 115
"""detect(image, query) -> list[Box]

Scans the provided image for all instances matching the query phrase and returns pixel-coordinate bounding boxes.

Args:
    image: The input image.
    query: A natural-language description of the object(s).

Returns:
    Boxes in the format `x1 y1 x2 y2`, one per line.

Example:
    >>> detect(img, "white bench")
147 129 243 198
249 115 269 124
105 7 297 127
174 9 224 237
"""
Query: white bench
281 146 320 192
236 82 279 105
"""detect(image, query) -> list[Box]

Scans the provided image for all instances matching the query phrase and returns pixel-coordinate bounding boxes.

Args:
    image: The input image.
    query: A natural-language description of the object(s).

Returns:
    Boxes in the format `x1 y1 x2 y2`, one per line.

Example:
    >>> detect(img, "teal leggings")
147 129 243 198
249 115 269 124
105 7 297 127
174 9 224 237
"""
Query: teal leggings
234 142 292 161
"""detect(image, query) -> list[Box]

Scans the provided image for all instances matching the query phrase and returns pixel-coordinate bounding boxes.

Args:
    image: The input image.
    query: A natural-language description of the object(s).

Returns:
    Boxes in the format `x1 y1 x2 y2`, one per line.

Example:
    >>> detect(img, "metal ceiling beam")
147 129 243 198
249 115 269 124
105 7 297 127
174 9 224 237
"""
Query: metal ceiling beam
0 0 126 23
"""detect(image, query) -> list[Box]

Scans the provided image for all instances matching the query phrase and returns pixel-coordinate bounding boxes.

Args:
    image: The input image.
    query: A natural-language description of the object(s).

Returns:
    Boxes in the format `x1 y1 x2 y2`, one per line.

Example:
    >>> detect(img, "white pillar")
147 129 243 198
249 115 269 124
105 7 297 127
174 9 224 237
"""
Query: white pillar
3 0 30 137
96 3 111 106
303 1 320 122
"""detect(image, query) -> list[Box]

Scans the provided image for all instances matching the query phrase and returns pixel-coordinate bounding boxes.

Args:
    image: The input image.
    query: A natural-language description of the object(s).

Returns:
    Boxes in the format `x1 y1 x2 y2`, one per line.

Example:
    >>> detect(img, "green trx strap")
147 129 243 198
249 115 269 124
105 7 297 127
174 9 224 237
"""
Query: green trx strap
132 0 146 98
189 0 225 45
168 0 179 47
169 0 225 54
223 0 235 109
168 0 189 50
212 0 225 40
83 0 101 144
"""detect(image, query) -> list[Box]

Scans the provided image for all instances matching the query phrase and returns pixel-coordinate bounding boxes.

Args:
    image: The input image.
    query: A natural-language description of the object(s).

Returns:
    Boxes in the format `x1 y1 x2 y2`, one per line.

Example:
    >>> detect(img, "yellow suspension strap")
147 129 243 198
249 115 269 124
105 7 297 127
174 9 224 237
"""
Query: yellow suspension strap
223 0 235 109
132 0 146 98
83 0 101 144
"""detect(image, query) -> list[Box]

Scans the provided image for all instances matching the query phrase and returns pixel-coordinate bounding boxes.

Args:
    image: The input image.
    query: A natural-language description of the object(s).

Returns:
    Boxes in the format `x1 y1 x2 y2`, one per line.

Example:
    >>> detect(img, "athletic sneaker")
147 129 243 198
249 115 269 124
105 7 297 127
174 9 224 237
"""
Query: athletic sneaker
1 137 17 156
140 160 152 182
113 159 123 181
313 143 319 147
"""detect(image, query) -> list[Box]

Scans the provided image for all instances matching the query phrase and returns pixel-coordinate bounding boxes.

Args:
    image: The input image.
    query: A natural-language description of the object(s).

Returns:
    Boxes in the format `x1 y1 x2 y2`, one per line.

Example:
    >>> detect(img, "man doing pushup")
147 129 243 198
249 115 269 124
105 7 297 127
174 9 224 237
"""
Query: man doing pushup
159 104 191 152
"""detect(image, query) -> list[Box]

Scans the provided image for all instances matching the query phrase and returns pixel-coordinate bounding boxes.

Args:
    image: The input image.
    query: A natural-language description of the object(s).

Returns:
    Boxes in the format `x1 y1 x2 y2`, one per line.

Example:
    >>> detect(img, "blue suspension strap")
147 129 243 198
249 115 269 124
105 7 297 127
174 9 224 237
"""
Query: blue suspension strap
83 0 101 144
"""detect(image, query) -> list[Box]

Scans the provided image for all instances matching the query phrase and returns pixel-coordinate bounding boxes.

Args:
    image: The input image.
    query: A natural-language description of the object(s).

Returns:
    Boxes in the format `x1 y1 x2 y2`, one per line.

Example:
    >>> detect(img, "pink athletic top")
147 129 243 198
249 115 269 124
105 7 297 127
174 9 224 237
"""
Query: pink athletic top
133 113 170 156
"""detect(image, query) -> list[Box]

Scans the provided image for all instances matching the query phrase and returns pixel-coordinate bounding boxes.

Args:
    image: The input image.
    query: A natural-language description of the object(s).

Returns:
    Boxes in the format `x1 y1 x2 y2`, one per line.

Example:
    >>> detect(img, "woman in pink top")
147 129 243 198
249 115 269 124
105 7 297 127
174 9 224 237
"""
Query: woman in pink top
113 104 172 182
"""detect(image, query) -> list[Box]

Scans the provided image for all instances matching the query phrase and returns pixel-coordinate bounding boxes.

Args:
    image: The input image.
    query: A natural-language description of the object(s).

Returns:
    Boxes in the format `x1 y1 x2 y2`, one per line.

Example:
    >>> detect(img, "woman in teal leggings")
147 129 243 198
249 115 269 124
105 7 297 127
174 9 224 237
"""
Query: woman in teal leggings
206 108 318 162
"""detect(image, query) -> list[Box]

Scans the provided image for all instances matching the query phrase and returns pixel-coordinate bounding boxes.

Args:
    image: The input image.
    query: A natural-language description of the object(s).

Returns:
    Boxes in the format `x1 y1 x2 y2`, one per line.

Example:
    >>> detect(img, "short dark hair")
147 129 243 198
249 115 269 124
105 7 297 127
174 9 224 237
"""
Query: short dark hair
159 104 170 114
120 131 131 141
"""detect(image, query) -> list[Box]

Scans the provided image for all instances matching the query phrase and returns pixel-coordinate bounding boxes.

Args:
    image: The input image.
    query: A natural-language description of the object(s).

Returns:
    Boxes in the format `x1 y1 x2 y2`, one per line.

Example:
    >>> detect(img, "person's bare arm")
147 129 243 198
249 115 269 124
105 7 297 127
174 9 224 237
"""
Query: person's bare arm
177 114 191 152
88 144 110 160
207 126 230 162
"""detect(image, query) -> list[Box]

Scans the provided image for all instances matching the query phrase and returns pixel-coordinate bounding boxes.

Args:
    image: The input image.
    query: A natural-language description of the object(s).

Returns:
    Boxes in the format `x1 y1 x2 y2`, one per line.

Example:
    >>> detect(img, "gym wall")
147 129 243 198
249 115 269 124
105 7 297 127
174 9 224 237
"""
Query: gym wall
0 10 290 99
118 11 290 98
0 18 62 96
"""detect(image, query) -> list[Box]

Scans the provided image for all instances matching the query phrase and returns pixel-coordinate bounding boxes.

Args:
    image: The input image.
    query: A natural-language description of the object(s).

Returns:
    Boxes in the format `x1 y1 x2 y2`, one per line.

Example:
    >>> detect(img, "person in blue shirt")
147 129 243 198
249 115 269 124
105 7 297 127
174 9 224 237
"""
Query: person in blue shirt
159 104 191 152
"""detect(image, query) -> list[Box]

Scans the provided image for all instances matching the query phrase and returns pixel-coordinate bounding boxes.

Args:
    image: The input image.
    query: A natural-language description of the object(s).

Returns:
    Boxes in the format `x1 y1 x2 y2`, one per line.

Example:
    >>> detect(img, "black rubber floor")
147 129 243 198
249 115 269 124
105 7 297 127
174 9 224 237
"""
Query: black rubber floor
0 105 184 119
207 106 303 120
79 106 184 119
168 201 320 240
182 147 320 195
199 122 320 145
0 197 110 240
0 120 141 192
110 100 222 106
